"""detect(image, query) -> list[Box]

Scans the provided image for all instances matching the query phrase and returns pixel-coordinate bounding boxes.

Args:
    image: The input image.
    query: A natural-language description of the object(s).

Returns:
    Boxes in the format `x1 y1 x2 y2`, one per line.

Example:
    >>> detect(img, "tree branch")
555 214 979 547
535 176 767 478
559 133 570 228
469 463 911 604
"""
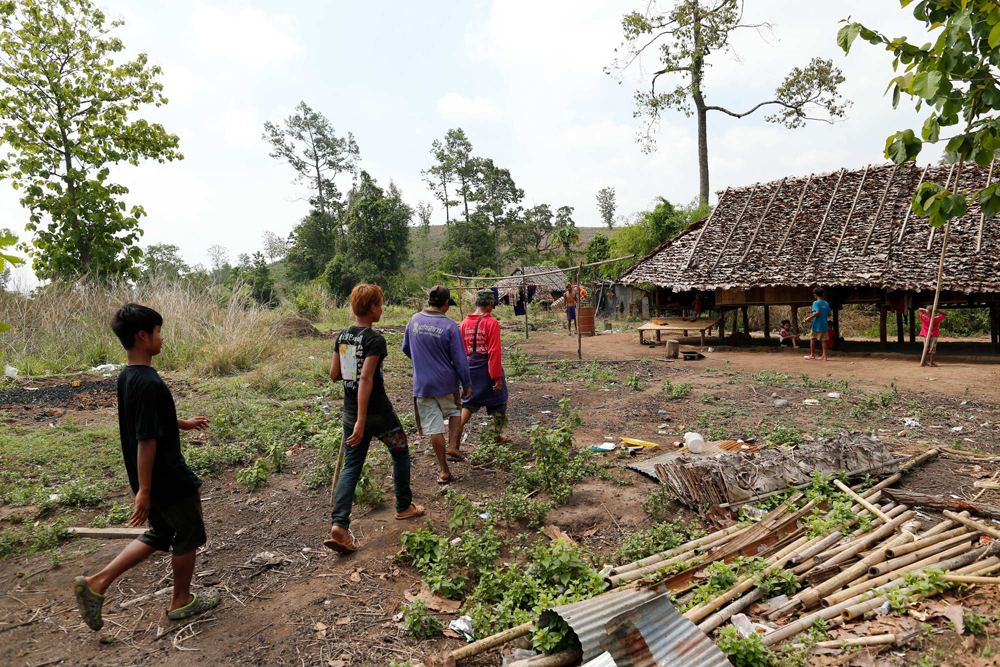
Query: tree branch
704 99 795 118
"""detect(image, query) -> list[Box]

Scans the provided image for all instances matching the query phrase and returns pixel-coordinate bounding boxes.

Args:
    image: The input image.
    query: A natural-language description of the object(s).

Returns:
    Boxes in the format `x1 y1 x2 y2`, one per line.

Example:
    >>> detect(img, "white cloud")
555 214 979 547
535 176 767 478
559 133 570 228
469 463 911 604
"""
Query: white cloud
191 2 304 70
222 107 263 149
435 93 500 121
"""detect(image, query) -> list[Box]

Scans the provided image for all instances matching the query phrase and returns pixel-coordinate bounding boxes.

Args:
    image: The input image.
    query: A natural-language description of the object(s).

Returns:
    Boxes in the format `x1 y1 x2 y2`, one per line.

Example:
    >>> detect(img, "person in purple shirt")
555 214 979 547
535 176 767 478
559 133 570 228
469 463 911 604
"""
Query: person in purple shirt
402 286 472 484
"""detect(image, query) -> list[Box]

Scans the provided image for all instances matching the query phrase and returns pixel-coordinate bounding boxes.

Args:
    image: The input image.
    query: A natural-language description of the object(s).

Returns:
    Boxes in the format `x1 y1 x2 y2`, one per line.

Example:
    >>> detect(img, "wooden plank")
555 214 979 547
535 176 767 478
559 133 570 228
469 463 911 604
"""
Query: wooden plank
832 164 870 262
763 305 771 339
896 309 904 344
711 185 758 271
685 187 730 269
808 169 846 260
881 489 1000 522
69 527 145 539
897 165 930 243
879 304 888 350
978 160 995 252
927 163 957 250
740 178 786 263
862 165 898 254
776 174 813 256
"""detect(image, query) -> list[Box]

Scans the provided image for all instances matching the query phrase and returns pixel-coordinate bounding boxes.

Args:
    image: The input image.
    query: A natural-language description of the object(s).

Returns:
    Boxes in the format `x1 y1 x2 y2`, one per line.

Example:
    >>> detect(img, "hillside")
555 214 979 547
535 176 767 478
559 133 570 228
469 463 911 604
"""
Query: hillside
408 224 608 265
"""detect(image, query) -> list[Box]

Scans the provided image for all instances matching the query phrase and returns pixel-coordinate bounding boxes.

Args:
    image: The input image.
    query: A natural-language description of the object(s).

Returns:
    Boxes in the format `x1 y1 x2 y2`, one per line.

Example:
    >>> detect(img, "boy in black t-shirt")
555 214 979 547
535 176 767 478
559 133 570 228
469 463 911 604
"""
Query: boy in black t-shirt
324 284 424 553
73 304 220 632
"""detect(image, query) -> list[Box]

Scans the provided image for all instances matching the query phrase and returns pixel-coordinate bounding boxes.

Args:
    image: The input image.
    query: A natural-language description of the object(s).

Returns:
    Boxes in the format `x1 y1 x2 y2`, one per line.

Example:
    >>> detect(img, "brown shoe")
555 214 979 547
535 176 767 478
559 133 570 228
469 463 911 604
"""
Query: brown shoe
395 503 426 520
323 526 358 553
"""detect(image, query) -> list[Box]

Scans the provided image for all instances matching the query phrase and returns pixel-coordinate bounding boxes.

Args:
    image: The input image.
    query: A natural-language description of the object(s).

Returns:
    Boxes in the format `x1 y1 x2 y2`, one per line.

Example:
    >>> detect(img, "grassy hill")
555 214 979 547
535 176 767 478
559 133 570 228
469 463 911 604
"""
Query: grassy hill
409 224 608 264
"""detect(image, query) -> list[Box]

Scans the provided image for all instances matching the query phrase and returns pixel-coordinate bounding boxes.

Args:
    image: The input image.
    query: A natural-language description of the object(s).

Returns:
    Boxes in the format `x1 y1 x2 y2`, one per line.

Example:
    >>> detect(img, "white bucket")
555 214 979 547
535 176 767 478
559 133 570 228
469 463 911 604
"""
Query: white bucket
684 431 706 454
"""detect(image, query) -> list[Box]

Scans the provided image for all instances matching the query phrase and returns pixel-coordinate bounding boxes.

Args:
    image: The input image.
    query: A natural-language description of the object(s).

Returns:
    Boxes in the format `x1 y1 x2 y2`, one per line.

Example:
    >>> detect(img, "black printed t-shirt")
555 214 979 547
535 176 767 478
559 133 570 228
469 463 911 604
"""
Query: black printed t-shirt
336 326 394 418
117 364 201 508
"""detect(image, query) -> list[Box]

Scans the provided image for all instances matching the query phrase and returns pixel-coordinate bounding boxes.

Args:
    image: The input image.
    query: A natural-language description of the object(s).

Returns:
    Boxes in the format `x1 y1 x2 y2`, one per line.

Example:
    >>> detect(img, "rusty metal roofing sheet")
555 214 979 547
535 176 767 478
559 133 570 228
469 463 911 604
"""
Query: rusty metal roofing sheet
628 440 750 479
540 589 731 667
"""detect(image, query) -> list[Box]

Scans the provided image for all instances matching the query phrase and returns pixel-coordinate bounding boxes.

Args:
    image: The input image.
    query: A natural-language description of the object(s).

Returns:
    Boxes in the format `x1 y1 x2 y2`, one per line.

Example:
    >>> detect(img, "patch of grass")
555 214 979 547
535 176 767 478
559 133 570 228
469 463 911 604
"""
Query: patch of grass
625 375 646 391
612 519 706 564
402 599 442 639
641 485 675 522
851 384 899 419
0 518 74 559
799 373 849 392
663 379 692 399
752 370 791 385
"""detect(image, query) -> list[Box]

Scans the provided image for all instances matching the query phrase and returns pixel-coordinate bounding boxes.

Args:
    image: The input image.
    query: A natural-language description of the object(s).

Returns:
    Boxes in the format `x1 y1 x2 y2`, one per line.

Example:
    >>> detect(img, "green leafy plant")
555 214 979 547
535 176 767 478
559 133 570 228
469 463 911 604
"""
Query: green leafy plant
400 526 447 570
965 610 989 637
532 615 577 655
402 599 442 639
612 520 705 564
641 485 675 523
625 374 646 391
266 442 288 473
237 458 270 492
716 626 771 667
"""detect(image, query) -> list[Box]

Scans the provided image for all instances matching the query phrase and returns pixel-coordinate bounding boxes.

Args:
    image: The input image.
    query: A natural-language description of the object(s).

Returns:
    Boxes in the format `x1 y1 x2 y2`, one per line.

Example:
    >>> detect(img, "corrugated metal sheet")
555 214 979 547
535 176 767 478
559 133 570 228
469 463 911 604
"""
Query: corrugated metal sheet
581 652 618 667
628 441 750 479
540 589 731 667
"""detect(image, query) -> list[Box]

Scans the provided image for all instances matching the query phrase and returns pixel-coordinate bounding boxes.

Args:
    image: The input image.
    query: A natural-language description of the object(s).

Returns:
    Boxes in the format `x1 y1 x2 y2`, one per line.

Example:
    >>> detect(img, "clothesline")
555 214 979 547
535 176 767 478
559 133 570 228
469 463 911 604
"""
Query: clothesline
439 254 636 282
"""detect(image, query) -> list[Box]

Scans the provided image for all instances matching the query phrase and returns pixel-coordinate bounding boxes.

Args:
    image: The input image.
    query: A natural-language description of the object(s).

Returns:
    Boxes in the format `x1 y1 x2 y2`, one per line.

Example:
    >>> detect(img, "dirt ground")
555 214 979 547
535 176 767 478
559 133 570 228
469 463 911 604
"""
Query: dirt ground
2 329 1000 666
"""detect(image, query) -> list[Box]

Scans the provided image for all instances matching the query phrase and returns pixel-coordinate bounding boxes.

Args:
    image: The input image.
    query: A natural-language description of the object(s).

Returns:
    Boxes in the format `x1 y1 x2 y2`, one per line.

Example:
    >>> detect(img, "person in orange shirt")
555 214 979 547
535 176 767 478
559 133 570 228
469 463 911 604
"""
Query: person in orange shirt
459 290 509 441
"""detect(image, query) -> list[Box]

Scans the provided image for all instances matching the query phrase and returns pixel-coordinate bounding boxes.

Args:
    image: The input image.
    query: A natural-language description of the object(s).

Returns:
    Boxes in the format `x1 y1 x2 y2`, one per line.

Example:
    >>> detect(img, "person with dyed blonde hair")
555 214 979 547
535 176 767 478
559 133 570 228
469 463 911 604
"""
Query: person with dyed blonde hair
325 284 423 553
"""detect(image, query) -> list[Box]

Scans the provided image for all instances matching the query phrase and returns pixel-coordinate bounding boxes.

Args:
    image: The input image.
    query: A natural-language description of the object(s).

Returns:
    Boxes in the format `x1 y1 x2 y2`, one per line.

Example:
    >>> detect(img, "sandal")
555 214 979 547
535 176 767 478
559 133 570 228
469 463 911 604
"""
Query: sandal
323 527 359 554
73 576 105 632
446 451 466 462
167 589 221 621
437 474 454 485
395 503 426 520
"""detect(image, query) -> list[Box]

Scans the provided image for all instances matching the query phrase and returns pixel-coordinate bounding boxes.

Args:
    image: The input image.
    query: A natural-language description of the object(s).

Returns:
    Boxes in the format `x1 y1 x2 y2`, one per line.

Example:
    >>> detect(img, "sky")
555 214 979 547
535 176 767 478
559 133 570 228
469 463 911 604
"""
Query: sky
3 0 931 287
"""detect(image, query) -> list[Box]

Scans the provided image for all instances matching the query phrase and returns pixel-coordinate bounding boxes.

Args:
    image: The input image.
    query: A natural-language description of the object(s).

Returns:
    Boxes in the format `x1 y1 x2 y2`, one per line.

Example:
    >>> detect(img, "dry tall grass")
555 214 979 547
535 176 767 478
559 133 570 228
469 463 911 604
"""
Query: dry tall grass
0 280 276 377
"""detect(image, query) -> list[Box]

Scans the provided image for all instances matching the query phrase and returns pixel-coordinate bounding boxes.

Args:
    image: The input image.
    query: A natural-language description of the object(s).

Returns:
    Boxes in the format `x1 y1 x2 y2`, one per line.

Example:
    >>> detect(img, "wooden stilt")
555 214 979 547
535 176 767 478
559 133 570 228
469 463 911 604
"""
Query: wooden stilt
763 305 771 339
790 306 800 337
896 309 904 345
741 306 750 337
990 302 997 350
909 308 916 343
731 309 739 339
832 305 840 349
879 304 888 351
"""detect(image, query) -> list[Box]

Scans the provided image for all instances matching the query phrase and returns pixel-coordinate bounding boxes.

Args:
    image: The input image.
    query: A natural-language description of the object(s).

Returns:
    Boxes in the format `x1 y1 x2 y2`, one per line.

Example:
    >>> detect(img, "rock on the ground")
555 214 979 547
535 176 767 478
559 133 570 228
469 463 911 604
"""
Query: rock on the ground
774 399 789 408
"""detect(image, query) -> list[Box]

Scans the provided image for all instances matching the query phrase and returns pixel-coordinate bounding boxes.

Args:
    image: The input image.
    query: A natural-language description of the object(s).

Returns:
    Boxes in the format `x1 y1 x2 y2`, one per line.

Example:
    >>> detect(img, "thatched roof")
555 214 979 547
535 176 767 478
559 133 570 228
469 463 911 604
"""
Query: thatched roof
619 162 1000 295
493 266 567 301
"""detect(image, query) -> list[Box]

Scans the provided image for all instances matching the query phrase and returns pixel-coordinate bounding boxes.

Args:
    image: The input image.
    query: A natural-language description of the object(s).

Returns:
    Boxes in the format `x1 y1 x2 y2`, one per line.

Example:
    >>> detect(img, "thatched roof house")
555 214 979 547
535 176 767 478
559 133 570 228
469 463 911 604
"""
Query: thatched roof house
494 266 568 302
618 162 999 347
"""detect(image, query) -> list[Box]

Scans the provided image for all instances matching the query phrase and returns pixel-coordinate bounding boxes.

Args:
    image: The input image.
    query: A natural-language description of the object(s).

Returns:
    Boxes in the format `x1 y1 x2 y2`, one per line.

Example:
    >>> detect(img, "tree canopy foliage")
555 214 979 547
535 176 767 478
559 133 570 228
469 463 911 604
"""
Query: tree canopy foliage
608 1 849 204
0 0 182 280
596 187 617 229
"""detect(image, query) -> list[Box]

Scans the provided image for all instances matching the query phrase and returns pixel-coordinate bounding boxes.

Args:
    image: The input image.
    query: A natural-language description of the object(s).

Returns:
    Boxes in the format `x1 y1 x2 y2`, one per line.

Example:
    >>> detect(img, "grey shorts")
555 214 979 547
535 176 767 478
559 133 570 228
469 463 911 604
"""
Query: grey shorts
416 395 462 435
138 490 207 556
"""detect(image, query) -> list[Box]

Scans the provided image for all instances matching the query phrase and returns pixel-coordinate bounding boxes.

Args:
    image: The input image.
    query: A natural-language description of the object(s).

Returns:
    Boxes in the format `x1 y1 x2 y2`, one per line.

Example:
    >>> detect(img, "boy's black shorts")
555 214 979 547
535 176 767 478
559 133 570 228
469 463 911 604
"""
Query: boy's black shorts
138 490 207 556
465 403 507 416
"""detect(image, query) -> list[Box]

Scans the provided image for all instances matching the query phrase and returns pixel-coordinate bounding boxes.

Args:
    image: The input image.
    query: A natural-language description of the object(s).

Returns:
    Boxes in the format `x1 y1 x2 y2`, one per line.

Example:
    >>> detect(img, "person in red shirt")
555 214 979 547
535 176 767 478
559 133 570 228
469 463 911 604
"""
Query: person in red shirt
459 290 509 442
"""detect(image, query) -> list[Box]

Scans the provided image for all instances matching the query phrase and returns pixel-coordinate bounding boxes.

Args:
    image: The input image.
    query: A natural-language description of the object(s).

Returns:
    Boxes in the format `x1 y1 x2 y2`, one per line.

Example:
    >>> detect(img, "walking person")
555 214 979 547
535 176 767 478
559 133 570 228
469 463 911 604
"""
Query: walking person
459 290 509 442
803 287 831 361
919 307 947 367
402 286 472 484
564 283 578 336
74 304 220 632
325 284 424 554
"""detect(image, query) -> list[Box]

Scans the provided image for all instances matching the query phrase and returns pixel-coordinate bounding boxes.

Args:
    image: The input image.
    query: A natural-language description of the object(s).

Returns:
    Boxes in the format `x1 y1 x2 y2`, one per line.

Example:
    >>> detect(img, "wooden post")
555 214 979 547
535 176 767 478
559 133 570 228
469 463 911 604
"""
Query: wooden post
879 304 888 350
832 304 840 340
896 309 904 345
989 302 997 351
790 306 800 337
457 278 464 318
741 306 750 337
576 262 583 360
763 305 771 339
731 309 739 339
520 267 529 340
909 308 917 343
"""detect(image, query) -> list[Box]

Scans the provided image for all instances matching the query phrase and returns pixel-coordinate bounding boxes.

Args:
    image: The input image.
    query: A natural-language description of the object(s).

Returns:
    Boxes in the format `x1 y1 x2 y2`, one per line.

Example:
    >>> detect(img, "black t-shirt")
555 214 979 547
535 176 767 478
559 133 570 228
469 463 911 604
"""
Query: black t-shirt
117 365 201 508
336 326 394 418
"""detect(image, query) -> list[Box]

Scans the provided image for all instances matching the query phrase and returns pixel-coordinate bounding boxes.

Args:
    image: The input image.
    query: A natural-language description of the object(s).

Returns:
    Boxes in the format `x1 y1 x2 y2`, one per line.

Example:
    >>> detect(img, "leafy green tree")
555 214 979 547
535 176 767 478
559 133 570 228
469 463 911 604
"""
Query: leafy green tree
230 252 275 305
603 198 708 278
441 219 495 275
0 229 23 329
838 1 1000 365
608 1 849 204
473 158 524 273
416 201 433 234
552 225 580 264
596 187 617 229
261 231 288 262
506 203 555 261
285 210 341 283
0 0 182 279
423 136 458 224
263 101 359 216
447 129 478 221
324 172 411 300
555 205 576 229
139 243 189 284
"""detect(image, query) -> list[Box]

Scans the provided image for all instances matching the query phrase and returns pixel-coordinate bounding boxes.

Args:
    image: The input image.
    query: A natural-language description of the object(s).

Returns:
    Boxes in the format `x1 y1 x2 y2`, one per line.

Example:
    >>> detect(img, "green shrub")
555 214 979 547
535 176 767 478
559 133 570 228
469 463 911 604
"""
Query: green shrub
237 458 270 491
717 626 771 667
612 520 705 565
402 599 442 639
641 485 675 523
625 375 646 391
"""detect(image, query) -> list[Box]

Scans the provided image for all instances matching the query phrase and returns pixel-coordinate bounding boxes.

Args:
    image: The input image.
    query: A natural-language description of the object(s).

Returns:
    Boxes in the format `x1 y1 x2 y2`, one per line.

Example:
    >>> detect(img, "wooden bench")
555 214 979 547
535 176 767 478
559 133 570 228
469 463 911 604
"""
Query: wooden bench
638 317 722 348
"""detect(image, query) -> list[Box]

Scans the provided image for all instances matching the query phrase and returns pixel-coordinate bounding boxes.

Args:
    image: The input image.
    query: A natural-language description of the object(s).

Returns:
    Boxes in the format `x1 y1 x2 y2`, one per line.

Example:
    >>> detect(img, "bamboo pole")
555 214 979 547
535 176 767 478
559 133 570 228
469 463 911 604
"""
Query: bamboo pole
451 621 535 661
885 525 973 559
941 574 1000 584
576 262 583 360
944 511 1000 541
789 532 844 566
698 588 766 634
797 634 898 650
870 533 977 577
609 524 744 576
833 479 892 524
507 650 582 667
921 159 964 366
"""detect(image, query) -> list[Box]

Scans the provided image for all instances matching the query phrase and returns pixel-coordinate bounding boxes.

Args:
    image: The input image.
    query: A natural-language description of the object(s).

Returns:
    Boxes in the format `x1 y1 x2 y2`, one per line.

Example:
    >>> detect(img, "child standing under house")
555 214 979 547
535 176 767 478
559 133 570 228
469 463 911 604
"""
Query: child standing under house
919 307 947 367
326 284 424 553
74 304 219 632
803 287 831 361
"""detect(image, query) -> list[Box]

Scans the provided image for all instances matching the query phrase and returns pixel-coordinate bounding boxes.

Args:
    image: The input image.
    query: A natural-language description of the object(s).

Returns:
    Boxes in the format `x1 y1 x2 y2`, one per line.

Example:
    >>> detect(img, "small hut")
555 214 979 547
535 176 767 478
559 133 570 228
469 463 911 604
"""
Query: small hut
618 161 1000 350
493 266 568 304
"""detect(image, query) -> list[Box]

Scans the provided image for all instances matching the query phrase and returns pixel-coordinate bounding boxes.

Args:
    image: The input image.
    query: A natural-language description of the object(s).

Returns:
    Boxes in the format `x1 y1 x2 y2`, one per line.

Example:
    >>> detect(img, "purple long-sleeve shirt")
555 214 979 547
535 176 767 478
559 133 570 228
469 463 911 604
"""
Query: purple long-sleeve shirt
402 309 472 398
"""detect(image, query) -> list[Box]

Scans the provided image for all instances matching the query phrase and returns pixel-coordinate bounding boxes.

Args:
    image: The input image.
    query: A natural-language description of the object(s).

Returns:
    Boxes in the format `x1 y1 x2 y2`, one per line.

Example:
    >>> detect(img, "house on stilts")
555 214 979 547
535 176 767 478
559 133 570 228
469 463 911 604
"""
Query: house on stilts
617 162 1000 351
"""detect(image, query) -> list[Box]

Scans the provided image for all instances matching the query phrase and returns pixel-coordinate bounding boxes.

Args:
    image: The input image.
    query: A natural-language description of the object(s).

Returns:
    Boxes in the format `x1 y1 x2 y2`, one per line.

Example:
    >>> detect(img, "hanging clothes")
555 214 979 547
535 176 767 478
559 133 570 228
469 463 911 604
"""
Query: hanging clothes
526 285 537 303
491 287 500 304
513 288 526 316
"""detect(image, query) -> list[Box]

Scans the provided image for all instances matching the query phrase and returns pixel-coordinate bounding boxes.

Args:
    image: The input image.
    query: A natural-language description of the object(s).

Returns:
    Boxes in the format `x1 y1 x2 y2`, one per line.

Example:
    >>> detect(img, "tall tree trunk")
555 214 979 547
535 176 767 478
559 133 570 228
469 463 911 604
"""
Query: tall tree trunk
691 2 710 206
494 218 501 275
442 178 451 224
460 173 470 222
313 154 325 215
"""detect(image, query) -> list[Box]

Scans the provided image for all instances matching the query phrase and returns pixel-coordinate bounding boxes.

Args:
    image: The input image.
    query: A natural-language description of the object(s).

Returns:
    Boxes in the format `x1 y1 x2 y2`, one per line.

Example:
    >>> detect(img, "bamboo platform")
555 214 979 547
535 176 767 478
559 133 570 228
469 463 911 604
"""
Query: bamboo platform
637 317 721 347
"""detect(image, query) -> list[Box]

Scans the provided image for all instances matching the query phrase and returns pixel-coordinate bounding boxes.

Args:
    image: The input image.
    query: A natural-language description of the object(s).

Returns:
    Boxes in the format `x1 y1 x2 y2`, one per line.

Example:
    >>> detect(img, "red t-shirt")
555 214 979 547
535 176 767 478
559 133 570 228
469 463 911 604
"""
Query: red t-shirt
460 313 503 381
